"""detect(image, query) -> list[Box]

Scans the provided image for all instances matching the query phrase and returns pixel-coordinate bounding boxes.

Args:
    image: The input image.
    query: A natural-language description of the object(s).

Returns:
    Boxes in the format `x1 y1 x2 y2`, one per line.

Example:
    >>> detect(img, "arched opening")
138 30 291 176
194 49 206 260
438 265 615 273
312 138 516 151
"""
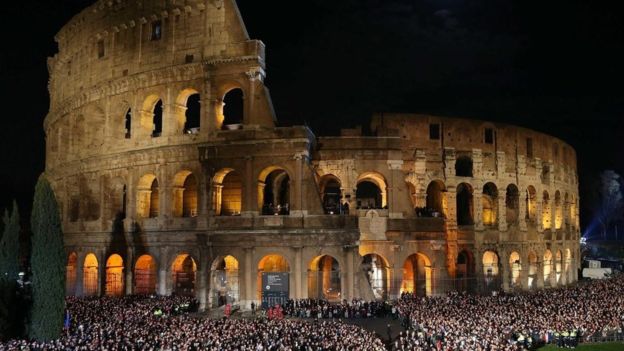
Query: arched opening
259 168 290 215
214 169 243 216
172 171 198 217
66 252 77 295
134 255 157 295
136 174 158 218
456 250 474 292
555 191 563 229
456 183 474 225
455 156 473 177
482 251 500 291
222 88 244 128
482 182 498 226
257 254 290 302
556 250 563 284
308 255 341 300
152 100 163 137
83 253 99 296
124 108 132 138
320 175 342 214
425 180 445 217
356 173 387 210
105 254 124 296
172 254 197 296
527 252 537 289
543 250 553 287
509 252 521 288
210 255 239 307
401 253 432 296
362 253 389 300
542 191 551 229
506 184 519 225
184 93 201 133
526 186 537 224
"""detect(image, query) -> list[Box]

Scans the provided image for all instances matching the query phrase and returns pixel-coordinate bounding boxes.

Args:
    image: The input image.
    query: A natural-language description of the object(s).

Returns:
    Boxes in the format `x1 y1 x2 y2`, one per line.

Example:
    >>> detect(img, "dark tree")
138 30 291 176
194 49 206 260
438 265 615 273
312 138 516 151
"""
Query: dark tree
0 202 20 340
29 176 65 341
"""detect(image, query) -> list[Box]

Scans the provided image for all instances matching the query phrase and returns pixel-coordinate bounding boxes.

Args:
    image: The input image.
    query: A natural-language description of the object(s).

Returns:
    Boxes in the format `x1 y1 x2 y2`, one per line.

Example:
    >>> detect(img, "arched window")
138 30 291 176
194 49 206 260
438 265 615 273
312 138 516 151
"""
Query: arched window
425 181 445 217
184 93 201 134
125 108 132 138
152 100 163 137
320 175 342 214
149 179 159 217
456 183 473 225
222 88 244 129
526 186 537 223
172 171 198 218
136 174 159 218
506 184 519 225
455 156 473 177
482 182 498 226
356 173 387 210
259 168 290 215
214 169 243 216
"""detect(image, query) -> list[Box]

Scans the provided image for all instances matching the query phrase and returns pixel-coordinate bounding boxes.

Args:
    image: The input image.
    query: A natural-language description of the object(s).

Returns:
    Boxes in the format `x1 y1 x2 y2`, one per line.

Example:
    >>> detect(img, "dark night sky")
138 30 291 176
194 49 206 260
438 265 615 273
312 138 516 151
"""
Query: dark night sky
1 0 623 230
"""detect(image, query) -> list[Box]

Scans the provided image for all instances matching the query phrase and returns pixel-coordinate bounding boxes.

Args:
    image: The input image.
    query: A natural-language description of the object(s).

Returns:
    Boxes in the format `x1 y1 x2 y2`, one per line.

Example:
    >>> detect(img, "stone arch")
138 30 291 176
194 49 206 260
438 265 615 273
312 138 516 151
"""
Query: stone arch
136 174 159 218
134 254 157 295
543 249 553 287
319 174 342 214
356 172 387 209
175 88 201 134
456 250 474 292
257 254 291 301
426 180 446 217
221 88 244 129
509 251 521 288
401 253 432 296
308 255 341 300
66 252 78 295
141 94 163 137
482 250 500 291
105 254 124 296
506 184 520 225
83 253 99 296
456 183 474 225
526 186 537 224
361 253 390 300
455 156 473 177
258 166 291 215
555 190 563 229
213 168 243 216
542 190 551 229
171 254 197 296
172 170 198 217
210 255 240 307
527 251 538 289
482 182 498 226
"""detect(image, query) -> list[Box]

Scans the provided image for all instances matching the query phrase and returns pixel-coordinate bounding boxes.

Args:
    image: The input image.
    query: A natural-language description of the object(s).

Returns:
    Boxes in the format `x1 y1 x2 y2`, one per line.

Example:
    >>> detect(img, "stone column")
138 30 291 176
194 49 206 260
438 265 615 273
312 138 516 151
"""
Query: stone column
243 156 256 216
536 192 544 232
445 187 457 228
536 260 544 289
387 160 405 219
75 252 85 296
501 250 510 291
518 188 528 231
291 153 305 216
125 248 134 295
197 254 208 311
473 185 484 231
498 189 508 231
97 249 106 297
200 83 214 136
244 247 254 304
346 247 355 300
158 247 168 295
390 265 403 300
172 186 184 217
294 247 303 299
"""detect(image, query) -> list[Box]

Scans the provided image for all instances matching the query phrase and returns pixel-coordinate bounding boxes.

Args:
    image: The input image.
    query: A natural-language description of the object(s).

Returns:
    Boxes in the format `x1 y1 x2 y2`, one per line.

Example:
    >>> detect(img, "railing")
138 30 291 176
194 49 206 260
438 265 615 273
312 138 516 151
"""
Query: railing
212 214 358 230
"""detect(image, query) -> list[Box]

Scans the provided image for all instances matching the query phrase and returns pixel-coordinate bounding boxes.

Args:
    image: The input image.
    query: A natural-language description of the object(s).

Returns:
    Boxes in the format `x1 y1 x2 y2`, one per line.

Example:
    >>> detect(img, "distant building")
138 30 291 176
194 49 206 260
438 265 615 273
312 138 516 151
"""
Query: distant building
44 0 580 309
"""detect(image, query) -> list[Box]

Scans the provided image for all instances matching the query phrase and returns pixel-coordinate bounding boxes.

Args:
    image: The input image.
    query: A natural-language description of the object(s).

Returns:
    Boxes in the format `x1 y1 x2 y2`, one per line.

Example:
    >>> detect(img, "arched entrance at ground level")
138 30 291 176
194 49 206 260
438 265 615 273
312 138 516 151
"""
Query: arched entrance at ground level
527 252 538 289
401 253 432 296
172 254 197 296
210 255 240 308
456 250 474 292
135 255 157 294
308 255 341 300
510 252 522 288
106 254 124 296
83 253 99 296
543 250 553 287
482 251 500 292
257 255 290 305
66 252 77 295
362 253 389 300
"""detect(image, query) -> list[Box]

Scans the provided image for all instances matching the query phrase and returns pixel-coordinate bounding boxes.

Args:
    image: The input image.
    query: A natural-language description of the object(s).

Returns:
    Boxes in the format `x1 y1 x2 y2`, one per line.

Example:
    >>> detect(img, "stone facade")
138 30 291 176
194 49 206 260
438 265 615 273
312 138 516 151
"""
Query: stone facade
45 0 580 310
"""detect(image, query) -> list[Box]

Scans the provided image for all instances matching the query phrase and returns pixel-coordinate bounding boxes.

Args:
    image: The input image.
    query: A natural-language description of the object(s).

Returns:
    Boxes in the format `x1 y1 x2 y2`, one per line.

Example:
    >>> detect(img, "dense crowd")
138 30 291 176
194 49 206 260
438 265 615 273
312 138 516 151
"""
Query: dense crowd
0 295 385 351
393 276 624 350
282 299 391 319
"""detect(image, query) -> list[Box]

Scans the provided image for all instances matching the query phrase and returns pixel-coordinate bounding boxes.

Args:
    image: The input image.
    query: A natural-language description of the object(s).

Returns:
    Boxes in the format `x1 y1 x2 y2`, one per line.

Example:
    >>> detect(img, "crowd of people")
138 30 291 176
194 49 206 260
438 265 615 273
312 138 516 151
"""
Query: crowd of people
392 276 624 350
282 298 391 319
0 295 385 351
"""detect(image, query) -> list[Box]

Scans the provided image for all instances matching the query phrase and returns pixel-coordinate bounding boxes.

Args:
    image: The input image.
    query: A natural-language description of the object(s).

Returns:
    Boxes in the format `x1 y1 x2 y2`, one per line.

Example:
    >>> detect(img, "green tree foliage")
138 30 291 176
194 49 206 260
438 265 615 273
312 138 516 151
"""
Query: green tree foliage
29 176 65 341
0 202 20 341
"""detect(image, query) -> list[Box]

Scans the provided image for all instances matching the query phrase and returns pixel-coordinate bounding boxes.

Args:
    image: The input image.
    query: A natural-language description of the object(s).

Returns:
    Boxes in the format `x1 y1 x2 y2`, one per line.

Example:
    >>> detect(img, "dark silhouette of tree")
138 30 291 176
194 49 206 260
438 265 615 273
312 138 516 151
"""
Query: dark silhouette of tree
0 201 20 340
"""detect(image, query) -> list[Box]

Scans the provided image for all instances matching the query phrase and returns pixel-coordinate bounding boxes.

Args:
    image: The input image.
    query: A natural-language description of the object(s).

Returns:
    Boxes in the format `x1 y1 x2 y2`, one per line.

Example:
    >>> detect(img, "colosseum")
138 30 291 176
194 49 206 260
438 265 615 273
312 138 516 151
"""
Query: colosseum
44 0 580 310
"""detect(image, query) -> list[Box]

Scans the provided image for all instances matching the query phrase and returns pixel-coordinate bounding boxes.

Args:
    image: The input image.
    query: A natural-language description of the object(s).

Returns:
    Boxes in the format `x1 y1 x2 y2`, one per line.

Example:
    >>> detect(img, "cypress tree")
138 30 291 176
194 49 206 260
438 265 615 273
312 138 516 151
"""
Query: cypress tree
29 176 65 341
0 202 20 340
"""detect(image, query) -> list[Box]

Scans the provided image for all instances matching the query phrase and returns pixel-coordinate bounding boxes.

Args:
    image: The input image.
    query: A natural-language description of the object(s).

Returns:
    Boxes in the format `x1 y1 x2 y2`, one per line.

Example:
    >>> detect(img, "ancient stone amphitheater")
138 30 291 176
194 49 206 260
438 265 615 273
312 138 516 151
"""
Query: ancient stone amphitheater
44 0 580 310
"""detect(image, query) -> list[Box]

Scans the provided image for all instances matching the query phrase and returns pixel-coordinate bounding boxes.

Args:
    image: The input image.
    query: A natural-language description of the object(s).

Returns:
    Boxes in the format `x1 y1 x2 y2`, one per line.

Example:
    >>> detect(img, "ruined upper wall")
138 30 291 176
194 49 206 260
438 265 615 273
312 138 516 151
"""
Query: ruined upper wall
47 0 261 110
